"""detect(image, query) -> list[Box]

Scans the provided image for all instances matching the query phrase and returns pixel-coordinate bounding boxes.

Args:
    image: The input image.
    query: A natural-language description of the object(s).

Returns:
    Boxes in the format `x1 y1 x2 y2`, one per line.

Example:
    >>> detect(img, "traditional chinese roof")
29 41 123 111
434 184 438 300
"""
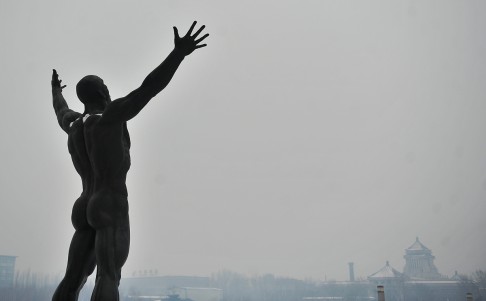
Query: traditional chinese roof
368 261 404 280
405 237 431 253
403 237 442 280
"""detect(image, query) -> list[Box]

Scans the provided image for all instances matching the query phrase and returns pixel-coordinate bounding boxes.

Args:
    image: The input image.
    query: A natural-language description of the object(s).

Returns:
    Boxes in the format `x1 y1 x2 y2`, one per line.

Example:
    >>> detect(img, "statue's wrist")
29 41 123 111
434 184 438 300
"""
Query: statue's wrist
173 47 187 58
52 86 62 93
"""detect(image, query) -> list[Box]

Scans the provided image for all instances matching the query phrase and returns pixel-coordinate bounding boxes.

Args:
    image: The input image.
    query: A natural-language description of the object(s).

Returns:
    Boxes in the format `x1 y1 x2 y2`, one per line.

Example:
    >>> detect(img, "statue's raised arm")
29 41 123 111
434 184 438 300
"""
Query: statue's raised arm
51 69 81 133
100 21 209 124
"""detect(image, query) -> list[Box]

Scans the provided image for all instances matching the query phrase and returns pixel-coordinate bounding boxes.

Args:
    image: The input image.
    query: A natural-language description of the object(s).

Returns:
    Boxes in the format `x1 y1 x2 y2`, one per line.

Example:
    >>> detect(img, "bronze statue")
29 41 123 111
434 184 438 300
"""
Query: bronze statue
51 21 208 301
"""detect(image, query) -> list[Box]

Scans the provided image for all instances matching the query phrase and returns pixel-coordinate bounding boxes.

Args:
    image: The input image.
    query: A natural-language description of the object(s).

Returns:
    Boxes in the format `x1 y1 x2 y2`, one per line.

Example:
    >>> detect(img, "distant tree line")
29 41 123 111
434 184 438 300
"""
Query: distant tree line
0 270 93 301
210 270 322 301
1 269 485 301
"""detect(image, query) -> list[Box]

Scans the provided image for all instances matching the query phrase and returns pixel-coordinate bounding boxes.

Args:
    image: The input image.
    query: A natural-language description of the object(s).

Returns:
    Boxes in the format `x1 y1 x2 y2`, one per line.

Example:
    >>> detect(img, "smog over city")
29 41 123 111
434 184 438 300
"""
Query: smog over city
0 1 486 300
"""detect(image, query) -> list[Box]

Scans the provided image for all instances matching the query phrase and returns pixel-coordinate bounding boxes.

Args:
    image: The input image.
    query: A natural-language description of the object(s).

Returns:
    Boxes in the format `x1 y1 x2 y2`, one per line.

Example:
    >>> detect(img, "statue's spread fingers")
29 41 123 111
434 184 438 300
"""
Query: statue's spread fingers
173 27 180 39
193 25 205 39
187 21 197 36
195 44 207 49
195 33 209 44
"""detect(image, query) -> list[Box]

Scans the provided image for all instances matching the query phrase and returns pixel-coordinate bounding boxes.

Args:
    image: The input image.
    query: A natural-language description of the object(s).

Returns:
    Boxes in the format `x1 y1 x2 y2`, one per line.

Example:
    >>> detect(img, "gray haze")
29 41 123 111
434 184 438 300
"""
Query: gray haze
0 0 485 281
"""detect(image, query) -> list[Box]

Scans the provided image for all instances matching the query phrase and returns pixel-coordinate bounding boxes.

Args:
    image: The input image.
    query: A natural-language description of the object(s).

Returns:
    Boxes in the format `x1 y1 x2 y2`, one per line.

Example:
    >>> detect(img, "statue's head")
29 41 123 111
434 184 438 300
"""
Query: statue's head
76 75 111 106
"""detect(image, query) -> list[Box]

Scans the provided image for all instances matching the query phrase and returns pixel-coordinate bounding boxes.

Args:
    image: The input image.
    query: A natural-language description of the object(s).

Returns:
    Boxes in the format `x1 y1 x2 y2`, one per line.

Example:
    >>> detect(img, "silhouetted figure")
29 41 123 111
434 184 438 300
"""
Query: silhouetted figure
51 21 208 301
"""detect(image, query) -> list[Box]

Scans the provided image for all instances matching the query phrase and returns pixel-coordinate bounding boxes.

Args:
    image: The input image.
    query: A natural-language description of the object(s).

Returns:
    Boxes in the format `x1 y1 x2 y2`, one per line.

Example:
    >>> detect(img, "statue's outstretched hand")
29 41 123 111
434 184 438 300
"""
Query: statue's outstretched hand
51 69 66 90
173 21 209 56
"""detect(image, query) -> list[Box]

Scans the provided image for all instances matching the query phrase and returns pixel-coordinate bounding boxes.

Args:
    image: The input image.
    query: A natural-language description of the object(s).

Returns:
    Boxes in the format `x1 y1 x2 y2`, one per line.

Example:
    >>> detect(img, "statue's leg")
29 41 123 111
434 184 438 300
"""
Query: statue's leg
90 209 130 301
52 228 96 301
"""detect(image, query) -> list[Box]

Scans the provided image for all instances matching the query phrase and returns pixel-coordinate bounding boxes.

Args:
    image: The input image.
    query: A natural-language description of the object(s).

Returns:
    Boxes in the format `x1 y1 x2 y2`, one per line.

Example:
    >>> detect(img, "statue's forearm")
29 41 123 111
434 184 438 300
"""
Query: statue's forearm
140 48 185 97
52 88 68 110
52 88 70 125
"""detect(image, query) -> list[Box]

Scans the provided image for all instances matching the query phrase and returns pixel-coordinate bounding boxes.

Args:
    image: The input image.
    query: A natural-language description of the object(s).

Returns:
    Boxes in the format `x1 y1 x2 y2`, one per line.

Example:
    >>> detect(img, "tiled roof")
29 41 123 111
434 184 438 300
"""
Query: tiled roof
406 237 430 251
368 261 404 279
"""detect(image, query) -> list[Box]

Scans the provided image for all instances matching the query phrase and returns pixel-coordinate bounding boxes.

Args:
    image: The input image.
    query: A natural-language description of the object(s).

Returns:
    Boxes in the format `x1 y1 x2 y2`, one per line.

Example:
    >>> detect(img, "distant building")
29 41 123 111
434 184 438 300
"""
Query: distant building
403 237 442 280
0 255 16 288
368 261 405 283
314 238 481 301
366 238 480 301
368 261 406 301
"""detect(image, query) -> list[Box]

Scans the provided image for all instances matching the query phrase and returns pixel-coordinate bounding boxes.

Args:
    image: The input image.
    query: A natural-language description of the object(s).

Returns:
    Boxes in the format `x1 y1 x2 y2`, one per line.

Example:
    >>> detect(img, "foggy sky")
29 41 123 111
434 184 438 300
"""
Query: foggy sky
0 0 485 281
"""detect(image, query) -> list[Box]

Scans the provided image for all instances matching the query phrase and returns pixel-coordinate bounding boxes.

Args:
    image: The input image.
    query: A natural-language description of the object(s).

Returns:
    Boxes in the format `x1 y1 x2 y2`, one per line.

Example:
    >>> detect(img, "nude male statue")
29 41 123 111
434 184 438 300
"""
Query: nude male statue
51 21 208 301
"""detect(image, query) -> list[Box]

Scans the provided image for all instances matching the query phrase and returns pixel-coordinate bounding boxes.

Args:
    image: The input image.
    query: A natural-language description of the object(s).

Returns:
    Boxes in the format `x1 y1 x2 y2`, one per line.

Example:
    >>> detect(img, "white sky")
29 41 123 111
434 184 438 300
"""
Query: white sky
0 0 485 281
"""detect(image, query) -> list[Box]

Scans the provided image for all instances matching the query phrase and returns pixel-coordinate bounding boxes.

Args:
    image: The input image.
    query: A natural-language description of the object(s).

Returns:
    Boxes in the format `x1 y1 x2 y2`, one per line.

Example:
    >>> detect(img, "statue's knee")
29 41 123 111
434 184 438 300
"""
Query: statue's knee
62 276 86 291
